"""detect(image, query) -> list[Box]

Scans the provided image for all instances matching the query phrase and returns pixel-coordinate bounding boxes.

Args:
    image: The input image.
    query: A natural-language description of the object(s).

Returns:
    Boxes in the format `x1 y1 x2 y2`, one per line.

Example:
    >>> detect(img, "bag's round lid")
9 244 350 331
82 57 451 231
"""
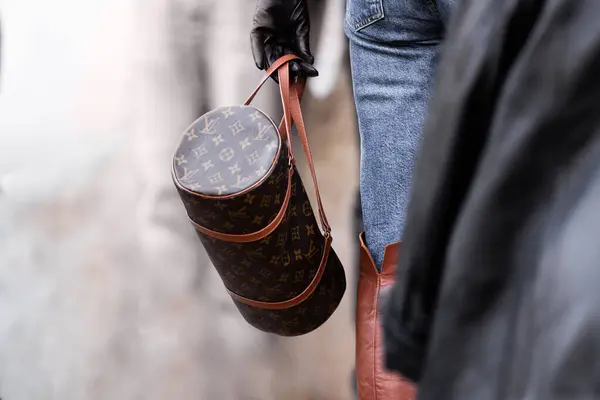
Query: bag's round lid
173 106 281 197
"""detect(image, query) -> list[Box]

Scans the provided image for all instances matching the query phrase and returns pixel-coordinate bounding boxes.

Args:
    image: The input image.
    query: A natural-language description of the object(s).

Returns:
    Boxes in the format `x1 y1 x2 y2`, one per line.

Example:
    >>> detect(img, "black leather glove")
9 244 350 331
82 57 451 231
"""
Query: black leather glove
251 0 318 79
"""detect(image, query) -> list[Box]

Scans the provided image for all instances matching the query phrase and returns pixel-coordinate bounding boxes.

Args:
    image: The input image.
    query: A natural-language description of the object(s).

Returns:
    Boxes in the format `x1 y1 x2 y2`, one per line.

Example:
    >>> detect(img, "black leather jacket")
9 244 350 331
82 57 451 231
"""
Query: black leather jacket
384 0 600 398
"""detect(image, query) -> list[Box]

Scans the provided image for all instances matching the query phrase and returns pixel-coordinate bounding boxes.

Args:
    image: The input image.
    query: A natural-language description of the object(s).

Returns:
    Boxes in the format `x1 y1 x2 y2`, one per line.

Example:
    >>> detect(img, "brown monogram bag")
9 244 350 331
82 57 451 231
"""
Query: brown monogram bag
172 55 346 336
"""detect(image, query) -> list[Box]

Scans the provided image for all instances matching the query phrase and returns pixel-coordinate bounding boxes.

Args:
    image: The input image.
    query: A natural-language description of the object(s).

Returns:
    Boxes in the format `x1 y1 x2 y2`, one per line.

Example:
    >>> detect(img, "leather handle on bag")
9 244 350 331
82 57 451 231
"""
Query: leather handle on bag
277 57 294 159
249 56 331 234
246 57 331 236
243 54 301 106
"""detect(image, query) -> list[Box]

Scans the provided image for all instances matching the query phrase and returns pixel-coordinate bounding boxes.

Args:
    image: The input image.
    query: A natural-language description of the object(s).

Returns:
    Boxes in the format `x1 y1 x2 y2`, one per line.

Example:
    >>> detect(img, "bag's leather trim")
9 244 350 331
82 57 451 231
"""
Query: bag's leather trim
227 233 333 310
187 165 294 243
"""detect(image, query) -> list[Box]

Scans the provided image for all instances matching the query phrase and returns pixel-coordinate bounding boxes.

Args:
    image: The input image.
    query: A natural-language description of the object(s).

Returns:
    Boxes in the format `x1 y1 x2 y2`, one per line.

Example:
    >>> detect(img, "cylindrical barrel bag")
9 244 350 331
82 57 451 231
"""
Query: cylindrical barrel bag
171 55 346 336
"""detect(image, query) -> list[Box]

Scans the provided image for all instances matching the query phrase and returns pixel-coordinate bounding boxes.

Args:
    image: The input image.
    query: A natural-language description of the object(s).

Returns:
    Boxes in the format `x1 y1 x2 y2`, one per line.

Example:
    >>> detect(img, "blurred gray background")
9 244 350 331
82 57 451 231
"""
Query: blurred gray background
0 0 359 399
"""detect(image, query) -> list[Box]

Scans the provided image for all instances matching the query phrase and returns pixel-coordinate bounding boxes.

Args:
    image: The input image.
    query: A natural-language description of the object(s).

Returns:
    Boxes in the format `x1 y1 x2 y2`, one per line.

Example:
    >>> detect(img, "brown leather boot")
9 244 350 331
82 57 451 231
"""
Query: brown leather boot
356 233 416 400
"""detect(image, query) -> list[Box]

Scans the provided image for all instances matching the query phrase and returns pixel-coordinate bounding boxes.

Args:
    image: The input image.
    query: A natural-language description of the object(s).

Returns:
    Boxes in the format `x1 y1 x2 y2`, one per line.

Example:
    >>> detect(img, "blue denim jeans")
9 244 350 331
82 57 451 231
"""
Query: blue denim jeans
345 0 455 270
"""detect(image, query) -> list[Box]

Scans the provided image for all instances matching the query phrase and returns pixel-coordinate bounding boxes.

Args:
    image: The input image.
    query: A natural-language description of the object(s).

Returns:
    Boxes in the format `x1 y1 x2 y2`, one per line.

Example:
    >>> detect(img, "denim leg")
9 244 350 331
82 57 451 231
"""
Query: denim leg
345 0 454 270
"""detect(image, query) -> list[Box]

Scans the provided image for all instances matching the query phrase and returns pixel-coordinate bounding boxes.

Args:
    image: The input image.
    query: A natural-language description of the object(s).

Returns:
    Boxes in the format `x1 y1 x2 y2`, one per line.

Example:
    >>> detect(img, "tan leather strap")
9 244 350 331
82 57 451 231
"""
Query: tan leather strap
277 58 293 163
227 234 332 310
288 81 331 234
243 54 301 106
188 166 293 243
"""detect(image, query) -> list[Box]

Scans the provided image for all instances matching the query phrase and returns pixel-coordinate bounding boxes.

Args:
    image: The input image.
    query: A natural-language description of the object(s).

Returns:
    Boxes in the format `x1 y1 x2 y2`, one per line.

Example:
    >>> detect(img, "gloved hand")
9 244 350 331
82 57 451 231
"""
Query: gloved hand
251 0 318 79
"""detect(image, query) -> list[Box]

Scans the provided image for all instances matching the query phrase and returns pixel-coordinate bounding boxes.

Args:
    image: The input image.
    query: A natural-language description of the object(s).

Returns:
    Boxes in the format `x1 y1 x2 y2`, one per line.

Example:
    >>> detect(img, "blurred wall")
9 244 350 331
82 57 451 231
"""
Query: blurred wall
0 0 358 399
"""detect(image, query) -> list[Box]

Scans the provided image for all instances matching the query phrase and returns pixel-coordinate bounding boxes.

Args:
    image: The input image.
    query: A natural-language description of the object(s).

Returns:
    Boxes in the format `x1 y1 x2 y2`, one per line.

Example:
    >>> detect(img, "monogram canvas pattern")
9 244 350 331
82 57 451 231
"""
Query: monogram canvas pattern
177 142 289 235
173 106 280 196
194 168 346 336
233 251 345 337
173 103 346 337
